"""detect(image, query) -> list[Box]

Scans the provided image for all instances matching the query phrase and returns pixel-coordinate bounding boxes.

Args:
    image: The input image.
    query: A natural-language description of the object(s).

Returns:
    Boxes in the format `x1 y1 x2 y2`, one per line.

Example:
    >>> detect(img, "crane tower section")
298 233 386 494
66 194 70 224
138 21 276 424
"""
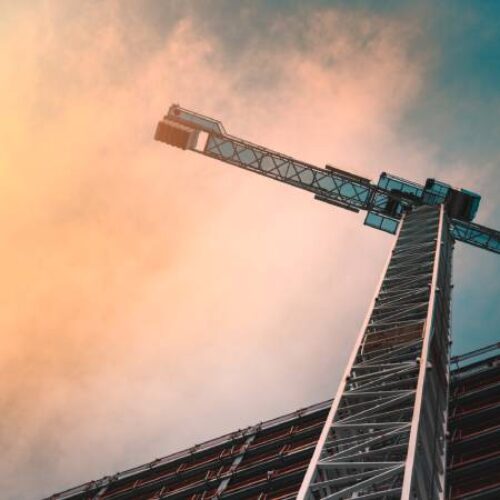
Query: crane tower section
299 204 452 499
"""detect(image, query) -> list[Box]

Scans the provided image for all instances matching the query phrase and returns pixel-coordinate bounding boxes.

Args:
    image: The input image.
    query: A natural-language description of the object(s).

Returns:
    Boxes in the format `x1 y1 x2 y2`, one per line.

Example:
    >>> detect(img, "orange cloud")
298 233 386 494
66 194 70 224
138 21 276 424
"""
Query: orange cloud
0 3 437 498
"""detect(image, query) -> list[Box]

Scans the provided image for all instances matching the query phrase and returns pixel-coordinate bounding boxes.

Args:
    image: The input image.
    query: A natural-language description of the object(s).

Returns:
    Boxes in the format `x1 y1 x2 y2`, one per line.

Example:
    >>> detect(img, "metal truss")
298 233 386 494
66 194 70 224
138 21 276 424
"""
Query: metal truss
203 135 391 215
201 134 500 252
298 205 453 500
450 218 500 254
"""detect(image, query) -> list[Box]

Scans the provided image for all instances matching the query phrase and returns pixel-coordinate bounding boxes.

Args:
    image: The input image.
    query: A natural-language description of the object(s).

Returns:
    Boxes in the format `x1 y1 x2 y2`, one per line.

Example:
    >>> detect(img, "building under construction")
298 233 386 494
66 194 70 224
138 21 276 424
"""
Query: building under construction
48 105 499 500
48 343 500 500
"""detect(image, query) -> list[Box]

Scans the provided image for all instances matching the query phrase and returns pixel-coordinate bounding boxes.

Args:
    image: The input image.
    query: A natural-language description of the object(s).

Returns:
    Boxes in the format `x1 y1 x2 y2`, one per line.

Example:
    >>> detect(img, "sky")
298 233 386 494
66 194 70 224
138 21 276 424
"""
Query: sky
1 1 499 498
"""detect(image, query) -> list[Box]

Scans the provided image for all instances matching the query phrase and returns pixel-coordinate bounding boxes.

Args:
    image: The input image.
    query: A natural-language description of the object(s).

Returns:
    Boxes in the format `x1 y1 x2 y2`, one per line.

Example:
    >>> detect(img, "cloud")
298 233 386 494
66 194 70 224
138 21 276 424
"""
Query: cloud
2 2 486 498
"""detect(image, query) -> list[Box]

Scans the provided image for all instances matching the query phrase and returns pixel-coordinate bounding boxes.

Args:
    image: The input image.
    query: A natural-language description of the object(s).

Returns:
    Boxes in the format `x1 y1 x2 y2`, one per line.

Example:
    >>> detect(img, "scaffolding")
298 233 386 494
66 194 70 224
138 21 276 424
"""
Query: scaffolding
47 345 500 500
447 343 500 499
47 401 331 500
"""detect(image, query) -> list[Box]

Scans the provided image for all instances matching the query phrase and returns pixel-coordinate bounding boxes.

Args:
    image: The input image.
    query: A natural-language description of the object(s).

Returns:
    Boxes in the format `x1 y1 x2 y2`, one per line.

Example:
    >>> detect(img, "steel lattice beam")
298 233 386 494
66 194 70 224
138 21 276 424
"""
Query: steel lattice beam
298 205 452 499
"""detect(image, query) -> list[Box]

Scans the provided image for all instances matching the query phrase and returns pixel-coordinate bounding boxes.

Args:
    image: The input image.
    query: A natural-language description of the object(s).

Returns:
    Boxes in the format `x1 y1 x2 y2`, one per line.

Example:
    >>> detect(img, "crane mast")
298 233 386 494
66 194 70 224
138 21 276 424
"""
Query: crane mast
155 105 500 499
299 205 452 499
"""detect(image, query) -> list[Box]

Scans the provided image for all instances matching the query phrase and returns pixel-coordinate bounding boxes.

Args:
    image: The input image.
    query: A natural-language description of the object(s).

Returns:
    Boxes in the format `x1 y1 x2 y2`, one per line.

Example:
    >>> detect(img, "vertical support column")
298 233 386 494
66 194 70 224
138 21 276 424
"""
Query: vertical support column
214 430 257 497
298 205 452 500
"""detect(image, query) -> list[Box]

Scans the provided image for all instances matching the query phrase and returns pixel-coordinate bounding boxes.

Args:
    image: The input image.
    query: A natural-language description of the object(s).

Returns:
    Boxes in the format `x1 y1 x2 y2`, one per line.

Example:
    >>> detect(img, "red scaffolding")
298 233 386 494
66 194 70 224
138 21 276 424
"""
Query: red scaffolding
47 344 500 500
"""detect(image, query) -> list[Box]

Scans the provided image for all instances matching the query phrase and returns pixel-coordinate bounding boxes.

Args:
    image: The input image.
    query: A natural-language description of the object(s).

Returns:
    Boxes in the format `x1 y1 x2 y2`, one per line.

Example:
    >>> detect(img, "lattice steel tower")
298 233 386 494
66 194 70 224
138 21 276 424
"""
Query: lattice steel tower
155 105 500 500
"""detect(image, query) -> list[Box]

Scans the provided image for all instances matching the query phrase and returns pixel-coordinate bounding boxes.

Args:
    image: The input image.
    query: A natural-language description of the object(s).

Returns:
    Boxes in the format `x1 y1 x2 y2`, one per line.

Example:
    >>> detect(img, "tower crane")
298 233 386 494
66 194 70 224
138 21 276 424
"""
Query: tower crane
155 105 500 500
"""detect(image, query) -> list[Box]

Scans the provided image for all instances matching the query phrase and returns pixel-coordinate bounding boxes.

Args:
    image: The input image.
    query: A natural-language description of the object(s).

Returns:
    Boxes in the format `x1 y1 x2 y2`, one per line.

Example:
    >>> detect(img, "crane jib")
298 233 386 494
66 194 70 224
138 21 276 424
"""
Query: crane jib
204 135 372 208
155 104 500 255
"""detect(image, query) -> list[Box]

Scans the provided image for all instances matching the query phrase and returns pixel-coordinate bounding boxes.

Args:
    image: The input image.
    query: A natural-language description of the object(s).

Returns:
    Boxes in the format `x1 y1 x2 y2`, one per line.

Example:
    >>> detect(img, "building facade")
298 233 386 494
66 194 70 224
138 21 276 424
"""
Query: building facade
48 344 500 500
